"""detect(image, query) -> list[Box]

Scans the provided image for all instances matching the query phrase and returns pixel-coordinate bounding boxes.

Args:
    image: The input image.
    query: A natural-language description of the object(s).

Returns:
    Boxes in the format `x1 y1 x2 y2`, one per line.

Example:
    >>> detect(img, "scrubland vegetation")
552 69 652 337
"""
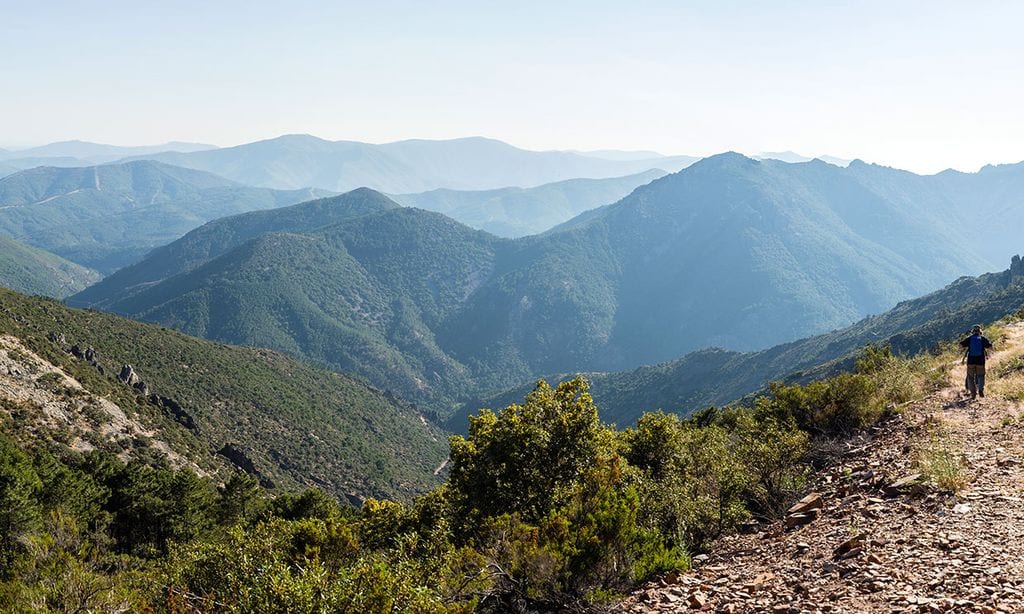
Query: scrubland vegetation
1 335 947 612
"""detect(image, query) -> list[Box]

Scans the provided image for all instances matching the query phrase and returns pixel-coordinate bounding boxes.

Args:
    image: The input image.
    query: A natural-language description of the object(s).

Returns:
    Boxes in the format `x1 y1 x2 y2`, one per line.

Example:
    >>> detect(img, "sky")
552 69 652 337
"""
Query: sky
2 0 1022 174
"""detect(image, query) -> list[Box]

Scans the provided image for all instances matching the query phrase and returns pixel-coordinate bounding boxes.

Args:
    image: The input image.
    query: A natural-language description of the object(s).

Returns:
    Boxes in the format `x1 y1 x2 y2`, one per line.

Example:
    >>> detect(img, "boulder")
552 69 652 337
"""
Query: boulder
149 394 199 433
118 364 141 387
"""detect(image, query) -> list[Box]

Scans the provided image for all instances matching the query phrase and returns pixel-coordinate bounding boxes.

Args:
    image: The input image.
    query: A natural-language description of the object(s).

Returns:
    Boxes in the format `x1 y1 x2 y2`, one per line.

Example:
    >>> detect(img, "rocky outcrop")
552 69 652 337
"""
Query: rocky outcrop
149 394 199 434
217 443 274 488
118 364 149 395
118 364 140 386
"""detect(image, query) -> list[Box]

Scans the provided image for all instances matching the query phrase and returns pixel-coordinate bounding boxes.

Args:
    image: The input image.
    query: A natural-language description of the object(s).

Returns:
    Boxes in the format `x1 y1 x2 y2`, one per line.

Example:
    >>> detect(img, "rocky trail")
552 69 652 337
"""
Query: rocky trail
618 322 1024 613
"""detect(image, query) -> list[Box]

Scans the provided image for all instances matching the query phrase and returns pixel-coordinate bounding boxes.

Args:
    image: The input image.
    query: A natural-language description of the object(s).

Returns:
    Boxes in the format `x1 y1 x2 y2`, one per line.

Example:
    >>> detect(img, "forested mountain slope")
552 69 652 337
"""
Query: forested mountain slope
0 234 100 297
452 255 1024 430
0 288 447 501
72 155 1024 415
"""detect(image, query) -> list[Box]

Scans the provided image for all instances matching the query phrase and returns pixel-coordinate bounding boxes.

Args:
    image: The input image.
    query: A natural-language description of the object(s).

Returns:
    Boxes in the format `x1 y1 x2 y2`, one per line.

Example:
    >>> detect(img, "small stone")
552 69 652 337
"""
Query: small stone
884 473 924 497
687 591 707 609
785 512 816 528
833 534 866 559
787 492 824 515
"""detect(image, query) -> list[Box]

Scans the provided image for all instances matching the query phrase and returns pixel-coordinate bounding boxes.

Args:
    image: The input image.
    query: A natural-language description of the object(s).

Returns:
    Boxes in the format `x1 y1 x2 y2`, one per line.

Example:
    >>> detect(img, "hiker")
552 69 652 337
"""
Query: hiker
959 324 993 399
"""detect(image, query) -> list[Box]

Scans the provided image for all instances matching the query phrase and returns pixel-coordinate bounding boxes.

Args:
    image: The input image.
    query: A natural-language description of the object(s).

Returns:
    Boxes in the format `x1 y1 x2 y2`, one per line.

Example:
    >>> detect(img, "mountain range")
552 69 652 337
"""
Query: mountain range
756 151 853 166
0 160 330 273
0 140 215 170
68 153 1023 416
120 134 699 193
390 169 666 237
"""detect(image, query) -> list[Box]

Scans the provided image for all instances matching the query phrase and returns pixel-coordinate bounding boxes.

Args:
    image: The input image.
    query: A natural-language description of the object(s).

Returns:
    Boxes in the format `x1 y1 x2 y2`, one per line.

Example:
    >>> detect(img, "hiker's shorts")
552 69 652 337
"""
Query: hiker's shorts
966 364 986 395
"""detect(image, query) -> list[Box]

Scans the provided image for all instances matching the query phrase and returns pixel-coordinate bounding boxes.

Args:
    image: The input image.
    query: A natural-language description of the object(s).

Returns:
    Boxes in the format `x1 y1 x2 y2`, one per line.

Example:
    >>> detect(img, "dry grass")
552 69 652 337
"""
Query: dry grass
913 422 968 493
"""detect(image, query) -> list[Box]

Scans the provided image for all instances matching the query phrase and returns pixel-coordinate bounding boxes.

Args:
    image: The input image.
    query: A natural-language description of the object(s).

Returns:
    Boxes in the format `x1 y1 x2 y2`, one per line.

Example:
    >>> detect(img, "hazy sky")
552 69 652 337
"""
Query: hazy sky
2 1 1022 173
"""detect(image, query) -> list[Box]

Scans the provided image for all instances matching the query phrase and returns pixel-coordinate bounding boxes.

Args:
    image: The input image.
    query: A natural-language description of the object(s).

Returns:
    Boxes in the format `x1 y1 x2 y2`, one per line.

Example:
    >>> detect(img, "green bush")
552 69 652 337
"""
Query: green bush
856 344 919 405
448 378 610 527
758 373 881 436
622 412 748 551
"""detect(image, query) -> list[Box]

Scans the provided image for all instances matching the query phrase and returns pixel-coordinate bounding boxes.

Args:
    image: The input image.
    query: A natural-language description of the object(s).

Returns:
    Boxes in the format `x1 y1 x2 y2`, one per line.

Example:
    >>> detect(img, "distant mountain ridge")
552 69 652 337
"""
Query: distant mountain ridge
118 134 699 192
756 151 853 166
71 153 1023 415
0 140 216 166
390 169 666 237
0 160 331 272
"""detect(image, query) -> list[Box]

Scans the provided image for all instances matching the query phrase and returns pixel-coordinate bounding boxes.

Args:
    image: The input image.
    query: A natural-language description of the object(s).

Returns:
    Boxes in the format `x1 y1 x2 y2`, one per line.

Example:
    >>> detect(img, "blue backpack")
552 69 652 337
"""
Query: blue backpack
968 334 985 356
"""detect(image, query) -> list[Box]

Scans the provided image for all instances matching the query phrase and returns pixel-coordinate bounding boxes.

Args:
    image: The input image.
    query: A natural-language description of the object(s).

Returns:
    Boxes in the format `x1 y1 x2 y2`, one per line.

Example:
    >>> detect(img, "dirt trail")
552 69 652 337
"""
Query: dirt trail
619 321 1024 613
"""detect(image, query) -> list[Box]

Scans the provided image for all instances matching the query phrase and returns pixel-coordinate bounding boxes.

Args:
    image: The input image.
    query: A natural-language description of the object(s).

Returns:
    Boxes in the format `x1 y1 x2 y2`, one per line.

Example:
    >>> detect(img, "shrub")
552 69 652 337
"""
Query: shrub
448 378 610 527
622 412 748 550
759 373 882 436
856 344 919 405
475 457 686 611
914 426 968 493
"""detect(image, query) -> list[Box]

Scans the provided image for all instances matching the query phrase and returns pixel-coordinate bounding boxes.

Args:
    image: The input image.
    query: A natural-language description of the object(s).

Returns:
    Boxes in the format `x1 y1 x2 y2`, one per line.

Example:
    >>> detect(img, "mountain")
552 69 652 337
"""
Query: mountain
451 255 1024 430
0 234 101 297
69 188 401 308
0 160 331 273
73 199 499 413
756 151 853 166
0 287 447 501
72 154 1022 416
0 156 94 170
389 169 666 237
0 140 216 164
120 134 698 192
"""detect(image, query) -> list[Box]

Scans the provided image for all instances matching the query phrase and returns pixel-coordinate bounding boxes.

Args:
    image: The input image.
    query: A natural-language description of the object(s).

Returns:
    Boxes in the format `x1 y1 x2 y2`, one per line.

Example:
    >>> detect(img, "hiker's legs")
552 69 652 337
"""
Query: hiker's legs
976 365 986 397
966 365 978 397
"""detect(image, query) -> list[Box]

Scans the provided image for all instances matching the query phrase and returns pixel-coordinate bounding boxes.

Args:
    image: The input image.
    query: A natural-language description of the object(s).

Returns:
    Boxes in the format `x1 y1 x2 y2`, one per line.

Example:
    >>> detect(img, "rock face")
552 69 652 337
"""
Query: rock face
118 364 140 386
1011 254 1023 280
117 364 149 395
217 443 274 488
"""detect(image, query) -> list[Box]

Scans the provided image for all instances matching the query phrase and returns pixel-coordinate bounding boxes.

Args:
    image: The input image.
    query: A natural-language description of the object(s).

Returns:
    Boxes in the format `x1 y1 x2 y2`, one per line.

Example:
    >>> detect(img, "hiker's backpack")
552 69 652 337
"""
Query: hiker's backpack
969 334 985 356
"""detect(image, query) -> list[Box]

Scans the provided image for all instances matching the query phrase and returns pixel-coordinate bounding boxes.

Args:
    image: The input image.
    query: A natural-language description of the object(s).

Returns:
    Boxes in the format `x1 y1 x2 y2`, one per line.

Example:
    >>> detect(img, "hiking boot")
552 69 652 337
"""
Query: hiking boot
979 391 985 398
971 394 977 400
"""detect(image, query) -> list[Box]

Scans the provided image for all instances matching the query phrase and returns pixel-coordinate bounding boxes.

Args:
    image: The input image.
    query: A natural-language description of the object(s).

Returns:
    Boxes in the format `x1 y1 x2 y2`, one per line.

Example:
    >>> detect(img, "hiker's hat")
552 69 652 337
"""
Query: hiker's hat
972 324 982 333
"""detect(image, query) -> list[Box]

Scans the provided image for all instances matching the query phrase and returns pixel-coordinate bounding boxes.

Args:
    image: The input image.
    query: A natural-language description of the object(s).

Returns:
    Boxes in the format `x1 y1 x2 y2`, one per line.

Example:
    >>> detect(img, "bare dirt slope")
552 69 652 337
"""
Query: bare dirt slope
619 322 1024 613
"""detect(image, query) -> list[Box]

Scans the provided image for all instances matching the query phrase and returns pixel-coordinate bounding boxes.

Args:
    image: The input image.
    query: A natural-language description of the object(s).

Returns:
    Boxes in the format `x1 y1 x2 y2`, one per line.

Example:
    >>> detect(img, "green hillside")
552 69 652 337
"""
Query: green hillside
0 234 100 297
70 188 399 308
390 169 666 237
452 254 1024 431
0 288 447 501
0 160 331 272
71 155 1023 416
